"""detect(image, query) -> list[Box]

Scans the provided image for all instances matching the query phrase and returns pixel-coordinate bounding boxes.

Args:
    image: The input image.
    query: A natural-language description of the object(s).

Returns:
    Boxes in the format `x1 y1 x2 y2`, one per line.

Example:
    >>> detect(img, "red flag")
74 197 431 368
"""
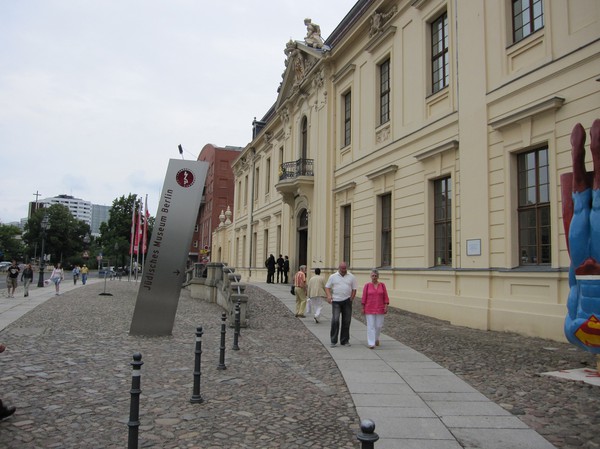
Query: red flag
134 202 143 255
129 198 137 255
142 195 149 254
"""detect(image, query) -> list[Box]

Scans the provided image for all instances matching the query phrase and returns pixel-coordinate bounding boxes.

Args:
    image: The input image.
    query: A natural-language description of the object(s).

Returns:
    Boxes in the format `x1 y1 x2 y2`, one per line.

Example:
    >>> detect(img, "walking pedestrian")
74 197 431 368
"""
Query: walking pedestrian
283 255 290 283
72 265 80 285
80 264 89 285
48 262 64 295
276 254 285 283
294 265 308 317
6 260 19 298
307 268 326 323
361 268 389 348
325 262 357 347
21 263 34 297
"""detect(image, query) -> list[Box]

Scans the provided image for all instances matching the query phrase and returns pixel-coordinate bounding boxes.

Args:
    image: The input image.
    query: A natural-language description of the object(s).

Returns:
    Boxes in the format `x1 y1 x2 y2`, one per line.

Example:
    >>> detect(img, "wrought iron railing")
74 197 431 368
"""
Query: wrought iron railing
279 159 314 181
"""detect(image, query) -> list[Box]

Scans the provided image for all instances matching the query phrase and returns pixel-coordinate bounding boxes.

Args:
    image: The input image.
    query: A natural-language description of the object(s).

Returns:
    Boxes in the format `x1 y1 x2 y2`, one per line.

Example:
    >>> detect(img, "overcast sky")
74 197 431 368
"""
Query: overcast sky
0 0 358 224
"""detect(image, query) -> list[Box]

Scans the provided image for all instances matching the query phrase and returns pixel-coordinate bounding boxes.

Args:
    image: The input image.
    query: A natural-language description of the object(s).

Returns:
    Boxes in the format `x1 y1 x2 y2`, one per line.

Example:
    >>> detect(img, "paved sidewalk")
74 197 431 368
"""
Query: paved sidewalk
0 276 104 332
0 278 567 448
258 281 557 449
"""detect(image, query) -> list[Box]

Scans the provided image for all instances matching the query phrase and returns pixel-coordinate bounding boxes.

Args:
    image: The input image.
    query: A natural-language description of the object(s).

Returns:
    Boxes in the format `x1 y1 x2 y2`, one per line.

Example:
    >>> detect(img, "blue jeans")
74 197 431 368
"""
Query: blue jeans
330 298 352 345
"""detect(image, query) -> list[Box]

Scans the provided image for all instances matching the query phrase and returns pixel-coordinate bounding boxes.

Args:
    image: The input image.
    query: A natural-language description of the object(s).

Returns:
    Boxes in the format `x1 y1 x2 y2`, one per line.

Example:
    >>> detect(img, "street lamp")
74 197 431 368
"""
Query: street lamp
37 215 50 287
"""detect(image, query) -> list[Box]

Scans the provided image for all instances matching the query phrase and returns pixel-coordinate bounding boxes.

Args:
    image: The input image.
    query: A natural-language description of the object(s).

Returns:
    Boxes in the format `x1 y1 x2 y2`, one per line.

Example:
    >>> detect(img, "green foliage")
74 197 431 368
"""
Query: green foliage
22 204 91 266
0 224 26 261
99 194 139 268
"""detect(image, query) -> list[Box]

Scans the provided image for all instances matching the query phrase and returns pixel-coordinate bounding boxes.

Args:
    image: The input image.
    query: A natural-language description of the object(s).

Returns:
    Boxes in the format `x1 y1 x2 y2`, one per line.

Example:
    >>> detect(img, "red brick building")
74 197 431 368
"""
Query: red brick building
189 144 241 263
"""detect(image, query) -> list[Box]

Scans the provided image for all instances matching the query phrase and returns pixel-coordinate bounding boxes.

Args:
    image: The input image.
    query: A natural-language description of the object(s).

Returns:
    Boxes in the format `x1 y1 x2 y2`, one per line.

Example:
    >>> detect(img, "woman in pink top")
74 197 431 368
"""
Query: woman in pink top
361 268 389 348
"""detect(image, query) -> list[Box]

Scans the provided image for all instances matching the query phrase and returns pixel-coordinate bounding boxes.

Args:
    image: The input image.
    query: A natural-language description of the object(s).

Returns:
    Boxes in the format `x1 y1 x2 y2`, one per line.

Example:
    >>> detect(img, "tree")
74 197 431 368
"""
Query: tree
22 205 91 266
0 224 26 261
99 194 138 269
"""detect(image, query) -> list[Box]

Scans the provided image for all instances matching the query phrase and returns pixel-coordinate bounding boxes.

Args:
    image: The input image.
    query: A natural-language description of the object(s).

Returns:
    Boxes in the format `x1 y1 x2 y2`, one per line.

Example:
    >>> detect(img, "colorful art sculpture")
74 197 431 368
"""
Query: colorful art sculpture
562 119 600 371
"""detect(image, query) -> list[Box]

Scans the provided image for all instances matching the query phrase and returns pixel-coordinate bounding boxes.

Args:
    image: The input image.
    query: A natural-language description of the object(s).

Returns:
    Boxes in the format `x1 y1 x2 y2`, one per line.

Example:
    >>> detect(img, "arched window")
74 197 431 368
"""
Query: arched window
301 116 308 159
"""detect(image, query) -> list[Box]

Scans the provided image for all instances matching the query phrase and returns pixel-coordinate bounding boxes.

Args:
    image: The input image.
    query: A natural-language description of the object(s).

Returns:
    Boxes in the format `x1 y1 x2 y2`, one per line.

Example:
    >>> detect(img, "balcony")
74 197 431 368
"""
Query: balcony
276 158 314 202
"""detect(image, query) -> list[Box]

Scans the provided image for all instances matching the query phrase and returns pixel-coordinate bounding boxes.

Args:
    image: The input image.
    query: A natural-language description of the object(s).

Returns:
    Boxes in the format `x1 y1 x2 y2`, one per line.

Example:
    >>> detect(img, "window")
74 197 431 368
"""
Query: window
512 0 544 43
380 194 391 266
343 91 351 147
434 177 452 266
342 205 351 264
379 59 390 125
518 147 550 265
301 116 308 159
254 167 260 201
266 158 271 193
431 12 449 94
244 175 248 206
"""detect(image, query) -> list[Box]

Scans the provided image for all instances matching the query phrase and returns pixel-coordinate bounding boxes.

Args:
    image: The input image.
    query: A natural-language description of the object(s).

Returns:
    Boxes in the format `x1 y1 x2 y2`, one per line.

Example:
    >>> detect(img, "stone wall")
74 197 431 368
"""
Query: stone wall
188 262 248 327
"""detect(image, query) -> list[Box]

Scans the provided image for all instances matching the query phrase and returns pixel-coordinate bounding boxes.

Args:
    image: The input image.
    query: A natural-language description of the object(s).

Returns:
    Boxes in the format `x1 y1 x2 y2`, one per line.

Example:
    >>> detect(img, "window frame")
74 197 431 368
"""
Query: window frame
342 205 351 265
378 59 391 126
380 193 392 267
512 0 544 43
343 91 352 147
433 177 452 267
301 116 308 159
431 11 449 94
517 146 550 266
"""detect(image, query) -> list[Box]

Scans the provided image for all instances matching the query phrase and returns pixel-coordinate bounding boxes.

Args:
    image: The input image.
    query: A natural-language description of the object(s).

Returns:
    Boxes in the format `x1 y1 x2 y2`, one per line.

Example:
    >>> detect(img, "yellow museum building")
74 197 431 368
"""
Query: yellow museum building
212 0 600 342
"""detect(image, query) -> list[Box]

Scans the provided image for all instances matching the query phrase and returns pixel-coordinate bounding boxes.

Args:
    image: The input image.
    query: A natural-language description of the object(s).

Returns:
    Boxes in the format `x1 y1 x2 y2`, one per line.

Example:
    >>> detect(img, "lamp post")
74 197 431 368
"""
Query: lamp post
37 215 50 287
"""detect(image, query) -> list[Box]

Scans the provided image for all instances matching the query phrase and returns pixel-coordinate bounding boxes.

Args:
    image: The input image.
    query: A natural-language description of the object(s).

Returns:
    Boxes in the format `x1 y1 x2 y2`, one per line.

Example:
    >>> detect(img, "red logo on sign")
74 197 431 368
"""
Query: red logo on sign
176 169 195 188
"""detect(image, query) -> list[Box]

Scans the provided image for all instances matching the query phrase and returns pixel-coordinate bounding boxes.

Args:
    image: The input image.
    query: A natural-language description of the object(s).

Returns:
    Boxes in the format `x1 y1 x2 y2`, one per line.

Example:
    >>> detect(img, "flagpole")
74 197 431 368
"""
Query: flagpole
141 194 148 276
129 195 137 281
134 198 142 282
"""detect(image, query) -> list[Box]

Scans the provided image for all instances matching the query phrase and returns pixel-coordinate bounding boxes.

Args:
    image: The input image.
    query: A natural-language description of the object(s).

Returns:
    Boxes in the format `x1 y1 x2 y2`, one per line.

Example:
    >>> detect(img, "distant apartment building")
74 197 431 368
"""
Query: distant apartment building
91 204 110 236
188 144 241 263
33 195 110 236
41 194 92 226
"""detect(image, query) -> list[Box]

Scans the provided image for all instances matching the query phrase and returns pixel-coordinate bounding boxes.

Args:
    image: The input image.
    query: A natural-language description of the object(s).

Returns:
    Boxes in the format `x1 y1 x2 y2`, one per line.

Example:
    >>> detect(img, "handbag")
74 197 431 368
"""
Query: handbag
290 285 295 295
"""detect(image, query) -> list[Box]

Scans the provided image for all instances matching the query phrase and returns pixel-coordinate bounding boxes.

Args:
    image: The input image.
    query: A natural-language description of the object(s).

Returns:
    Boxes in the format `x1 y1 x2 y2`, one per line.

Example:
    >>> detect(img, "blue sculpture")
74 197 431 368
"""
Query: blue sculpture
563 119 600 367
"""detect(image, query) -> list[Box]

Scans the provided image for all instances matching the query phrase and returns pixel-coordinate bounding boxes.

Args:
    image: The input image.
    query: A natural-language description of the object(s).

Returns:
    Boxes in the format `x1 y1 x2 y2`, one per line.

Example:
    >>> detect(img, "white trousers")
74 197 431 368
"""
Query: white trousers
365 314 385 347
309 296 325 318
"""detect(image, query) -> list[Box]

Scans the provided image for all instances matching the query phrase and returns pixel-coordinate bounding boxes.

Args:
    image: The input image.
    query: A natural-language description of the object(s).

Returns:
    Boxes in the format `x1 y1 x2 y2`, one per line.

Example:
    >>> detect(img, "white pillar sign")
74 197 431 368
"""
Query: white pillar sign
130 159 208 336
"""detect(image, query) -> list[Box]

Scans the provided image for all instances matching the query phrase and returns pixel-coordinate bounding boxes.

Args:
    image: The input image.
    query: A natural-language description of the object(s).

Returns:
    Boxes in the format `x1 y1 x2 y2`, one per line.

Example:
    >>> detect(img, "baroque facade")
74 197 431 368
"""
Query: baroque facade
212 0 600 342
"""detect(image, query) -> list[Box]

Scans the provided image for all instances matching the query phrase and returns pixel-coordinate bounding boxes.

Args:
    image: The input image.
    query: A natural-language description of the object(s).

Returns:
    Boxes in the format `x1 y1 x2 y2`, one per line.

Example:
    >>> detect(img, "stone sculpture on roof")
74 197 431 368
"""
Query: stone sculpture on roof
304 18 324 49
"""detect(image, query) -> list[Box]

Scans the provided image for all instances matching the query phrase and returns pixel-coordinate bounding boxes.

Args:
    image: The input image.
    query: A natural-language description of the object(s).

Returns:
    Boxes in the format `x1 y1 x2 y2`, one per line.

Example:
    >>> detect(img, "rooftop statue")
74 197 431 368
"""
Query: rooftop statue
304 18 324 49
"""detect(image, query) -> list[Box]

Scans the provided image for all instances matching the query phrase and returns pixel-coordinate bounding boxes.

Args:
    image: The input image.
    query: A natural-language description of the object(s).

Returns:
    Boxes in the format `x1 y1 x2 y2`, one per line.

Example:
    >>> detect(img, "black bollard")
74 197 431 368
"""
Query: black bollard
128 353 144 449
232 301 240 350
217 312 227 370
356 419 379 449
190 326 204 403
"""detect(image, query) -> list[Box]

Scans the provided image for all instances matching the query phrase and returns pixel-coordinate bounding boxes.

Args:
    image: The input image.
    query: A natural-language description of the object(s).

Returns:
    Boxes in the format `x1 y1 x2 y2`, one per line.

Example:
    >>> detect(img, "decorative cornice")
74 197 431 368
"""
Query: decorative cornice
332 63 356 84
365 26 396 54
332 181 356 194
414 140 459 161
366 165 398 180
411 0 432 10
489 96 565 131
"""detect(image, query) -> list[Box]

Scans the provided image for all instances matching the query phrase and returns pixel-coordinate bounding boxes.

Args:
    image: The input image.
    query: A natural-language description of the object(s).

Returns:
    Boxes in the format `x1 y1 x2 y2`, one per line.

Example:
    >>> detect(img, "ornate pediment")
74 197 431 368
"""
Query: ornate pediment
276 40 323 109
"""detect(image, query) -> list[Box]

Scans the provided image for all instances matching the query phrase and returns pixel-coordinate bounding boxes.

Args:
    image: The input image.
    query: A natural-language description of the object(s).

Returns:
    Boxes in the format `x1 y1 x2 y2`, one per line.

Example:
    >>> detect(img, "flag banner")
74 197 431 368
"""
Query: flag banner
142 194 149 254
134 203 143 255
129 196 137 256
130 159 208 336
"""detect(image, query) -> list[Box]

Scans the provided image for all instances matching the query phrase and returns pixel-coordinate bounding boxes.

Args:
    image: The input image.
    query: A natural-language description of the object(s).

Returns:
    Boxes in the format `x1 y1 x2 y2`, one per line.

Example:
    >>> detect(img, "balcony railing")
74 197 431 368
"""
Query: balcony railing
279 159 314 181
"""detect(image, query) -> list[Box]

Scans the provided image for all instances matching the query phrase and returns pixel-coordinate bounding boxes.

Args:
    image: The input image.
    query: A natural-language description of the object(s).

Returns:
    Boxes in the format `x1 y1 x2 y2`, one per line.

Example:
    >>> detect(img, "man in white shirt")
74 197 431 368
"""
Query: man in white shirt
325 262 357 347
